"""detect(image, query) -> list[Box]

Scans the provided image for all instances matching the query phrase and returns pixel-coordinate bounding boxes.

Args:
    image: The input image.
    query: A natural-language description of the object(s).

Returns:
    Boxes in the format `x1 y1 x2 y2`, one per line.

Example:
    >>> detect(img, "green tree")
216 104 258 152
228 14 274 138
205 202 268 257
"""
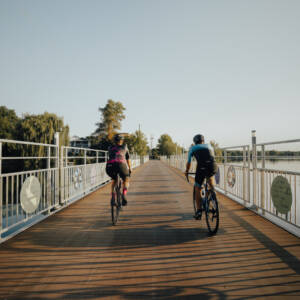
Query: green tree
21 112 69 146
151 148 160 159
157 134 177 157
20 112 69 169
0 106 21 140
124 131 149 156
133 130 149 156
210 140 222 163
94 99 126 141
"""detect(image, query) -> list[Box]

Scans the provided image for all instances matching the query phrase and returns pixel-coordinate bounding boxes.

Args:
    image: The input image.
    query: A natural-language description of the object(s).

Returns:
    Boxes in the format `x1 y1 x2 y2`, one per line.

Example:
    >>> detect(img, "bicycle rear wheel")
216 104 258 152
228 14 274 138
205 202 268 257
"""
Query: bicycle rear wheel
111 177 121 225
111 191 119 225
205 190 219 235
193 186 197 214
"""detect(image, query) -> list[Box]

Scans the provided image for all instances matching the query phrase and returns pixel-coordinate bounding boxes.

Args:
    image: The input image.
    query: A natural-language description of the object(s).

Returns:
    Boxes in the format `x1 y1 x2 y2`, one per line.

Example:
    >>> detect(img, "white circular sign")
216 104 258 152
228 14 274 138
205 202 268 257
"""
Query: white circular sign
73 168 82 189
20 176 41 214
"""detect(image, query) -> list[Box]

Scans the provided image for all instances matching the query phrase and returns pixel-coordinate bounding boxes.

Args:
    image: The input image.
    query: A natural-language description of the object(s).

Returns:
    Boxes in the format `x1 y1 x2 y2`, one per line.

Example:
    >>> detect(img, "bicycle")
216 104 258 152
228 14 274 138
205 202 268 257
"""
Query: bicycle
186 172 219 235
111 173 122 225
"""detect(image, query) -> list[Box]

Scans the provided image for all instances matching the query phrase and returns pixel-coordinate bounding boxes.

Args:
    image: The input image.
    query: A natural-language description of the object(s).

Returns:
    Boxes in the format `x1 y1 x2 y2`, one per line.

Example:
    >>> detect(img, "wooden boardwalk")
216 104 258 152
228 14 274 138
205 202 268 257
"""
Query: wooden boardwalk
0 161 299 299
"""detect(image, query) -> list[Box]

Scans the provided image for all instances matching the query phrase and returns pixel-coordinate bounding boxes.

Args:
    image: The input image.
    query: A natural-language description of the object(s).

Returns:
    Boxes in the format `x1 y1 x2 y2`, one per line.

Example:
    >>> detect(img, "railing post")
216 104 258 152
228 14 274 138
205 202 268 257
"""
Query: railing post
252 130 257 208
261 144 265 214
247 145 251 203
47 145 51 213
243 146 246 204
54 132 60 207
84 149 87 193
60 147 65 205
224 150 227 194
0 142 2 237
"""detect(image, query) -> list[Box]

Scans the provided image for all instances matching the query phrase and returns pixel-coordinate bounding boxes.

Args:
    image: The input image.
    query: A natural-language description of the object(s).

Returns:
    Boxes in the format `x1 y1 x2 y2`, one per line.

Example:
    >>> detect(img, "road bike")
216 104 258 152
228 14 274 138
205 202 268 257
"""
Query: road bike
186 172 219 235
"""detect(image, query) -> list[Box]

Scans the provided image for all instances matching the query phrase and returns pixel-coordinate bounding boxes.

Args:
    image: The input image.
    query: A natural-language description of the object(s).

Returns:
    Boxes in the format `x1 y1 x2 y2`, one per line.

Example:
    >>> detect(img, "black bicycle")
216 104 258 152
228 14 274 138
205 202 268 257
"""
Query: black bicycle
186 172 219 235
111 173 122 225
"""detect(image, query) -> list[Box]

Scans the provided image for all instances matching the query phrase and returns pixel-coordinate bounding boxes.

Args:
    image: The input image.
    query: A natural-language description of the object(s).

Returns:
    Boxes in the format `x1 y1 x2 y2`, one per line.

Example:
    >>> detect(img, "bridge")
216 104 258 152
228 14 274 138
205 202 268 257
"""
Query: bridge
0 135 300 299
0 160 300 299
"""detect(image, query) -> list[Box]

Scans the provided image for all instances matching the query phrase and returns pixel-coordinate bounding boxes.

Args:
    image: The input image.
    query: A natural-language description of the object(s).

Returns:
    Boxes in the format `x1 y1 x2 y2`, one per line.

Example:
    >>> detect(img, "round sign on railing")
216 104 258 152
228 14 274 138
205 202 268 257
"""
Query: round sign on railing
227 166 236 188
73 168 83 189
20 176 41 214
271 175 292 214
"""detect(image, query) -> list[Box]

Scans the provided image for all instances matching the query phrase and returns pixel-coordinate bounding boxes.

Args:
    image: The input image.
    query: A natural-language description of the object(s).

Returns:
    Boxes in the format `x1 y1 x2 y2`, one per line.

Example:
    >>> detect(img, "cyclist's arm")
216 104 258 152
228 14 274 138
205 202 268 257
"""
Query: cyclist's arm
127 159 131 170
125 149 131 173
185 162 191 174
185 147 194 174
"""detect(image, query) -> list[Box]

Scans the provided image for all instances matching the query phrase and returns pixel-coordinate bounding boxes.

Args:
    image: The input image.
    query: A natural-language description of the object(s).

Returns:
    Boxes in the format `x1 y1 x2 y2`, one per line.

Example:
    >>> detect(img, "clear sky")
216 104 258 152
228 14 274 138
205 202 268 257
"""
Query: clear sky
1 0 299 149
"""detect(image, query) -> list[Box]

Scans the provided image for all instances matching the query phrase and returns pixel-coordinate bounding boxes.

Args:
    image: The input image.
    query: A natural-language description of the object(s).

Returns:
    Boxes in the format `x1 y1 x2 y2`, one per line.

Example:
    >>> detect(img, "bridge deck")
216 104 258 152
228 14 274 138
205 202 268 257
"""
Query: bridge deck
0 161 299 299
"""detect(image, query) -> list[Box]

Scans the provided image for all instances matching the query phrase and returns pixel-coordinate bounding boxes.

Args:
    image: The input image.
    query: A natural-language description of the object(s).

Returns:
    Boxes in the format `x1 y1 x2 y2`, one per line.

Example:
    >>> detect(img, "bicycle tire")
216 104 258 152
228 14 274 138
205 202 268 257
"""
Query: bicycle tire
193 186 197 214
111 199 119 225
205 190 219 235
111 176 122 225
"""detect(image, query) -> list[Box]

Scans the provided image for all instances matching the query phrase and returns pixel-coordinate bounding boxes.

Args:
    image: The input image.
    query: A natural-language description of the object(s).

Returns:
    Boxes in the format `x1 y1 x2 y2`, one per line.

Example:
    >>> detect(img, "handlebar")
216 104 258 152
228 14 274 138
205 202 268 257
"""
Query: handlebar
185 172 196 183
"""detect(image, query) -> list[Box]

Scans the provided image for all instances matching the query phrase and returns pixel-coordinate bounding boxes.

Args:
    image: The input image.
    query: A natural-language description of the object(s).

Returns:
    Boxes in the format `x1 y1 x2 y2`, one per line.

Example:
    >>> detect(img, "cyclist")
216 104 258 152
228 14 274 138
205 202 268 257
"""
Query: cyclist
185 134 218 219
106 134 132 206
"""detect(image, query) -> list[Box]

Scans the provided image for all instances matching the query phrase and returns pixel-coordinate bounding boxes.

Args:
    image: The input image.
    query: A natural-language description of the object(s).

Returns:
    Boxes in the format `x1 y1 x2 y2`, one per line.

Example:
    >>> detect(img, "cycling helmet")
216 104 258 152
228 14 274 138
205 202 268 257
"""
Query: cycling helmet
193 134 204 144
114 134 124 143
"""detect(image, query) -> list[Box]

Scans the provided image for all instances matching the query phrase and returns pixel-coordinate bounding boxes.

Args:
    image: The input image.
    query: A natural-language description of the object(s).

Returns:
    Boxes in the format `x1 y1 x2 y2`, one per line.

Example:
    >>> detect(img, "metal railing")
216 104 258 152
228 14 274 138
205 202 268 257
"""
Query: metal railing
161 133 300 237
0 136 149 242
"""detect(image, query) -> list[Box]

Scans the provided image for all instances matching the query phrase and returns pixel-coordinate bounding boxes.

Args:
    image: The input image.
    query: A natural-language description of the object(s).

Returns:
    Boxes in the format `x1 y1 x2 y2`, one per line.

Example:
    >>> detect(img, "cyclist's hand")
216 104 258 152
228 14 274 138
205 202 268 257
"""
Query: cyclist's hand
185 171 189 182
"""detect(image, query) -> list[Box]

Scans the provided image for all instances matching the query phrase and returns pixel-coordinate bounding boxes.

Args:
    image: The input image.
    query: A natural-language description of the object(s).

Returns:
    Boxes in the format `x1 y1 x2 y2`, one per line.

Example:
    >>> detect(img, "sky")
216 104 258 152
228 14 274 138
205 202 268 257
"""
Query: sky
1 0 300 149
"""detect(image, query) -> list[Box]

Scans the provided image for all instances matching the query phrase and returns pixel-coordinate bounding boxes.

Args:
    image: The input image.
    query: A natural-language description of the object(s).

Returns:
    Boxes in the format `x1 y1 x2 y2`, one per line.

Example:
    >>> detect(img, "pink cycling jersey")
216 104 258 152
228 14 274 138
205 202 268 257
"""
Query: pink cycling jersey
107 144 130 163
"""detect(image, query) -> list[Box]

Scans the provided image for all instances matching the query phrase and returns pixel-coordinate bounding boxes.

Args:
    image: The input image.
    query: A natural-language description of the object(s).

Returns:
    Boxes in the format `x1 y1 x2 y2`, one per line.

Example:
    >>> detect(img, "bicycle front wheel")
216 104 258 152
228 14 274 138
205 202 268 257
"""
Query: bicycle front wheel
205 191 219 235
111 198 119 225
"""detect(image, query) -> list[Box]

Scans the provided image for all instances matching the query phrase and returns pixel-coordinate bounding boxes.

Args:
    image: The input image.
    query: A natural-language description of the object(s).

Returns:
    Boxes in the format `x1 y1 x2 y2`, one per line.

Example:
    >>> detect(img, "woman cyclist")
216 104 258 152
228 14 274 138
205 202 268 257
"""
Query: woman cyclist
106 134 132 206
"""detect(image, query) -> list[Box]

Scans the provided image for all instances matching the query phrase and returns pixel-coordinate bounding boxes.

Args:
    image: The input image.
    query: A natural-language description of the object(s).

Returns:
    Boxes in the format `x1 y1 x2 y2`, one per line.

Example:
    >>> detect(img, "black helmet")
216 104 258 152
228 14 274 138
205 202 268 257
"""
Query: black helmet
114 134 124 143
193 134 204 144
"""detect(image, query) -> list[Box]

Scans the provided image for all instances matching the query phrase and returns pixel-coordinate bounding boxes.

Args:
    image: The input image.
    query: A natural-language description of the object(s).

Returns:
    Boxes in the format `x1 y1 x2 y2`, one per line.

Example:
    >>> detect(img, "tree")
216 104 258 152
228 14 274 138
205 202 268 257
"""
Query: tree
20 112 69 146
150 148 160 159
127 130 148 156
0 106 21 140
20 112 69 169
157 134 177 157
94 99 126 141
0 108 70 172
210 140 222 162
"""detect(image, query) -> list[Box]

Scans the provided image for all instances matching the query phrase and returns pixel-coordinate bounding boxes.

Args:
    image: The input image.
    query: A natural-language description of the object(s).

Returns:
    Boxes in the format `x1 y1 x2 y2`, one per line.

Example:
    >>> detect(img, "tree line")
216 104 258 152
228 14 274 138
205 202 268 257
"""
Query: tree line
0 100 187 171
0 106 69 172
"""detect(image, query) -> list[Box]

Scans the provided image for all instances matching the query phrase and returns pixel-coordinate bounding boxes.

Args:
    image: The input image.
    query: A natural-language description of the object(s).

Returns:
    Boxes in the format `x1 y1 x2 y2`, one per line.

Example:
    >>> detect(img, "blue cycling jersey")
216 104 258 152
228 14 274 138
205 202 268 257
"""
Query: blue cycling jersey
187 144 214 164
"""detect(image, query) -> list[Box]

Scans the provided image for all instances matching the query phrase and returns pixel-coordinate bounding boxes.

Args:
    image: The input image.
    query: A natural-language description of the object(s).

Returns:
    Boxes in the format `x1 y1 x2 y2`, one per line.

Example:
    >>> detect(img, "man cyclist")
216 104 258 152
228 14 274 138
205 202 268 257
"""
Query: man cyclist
185 134 218 219
106 134 132 206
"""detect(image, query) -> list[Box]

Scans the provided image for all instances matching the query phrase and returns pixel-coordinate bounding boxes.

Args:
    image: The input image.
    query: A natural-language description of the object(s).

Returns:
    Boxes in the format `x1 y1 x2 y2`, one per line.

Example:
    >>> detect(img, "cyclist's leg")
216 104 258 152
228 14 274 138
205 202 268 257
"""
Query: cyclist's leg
208 176 215 191
106 163 118 203
119 163 130 205
194 172 205 216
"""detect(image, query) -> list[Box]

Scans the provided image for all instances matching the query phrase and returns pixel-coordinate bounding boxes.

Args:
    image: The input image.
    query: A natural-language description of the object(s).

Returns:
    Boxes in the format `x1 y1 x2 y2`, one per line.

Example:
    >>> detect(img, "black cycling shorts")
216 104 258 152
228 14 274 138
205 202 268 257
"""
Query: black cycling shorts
106 162 129 181
195 167 215 188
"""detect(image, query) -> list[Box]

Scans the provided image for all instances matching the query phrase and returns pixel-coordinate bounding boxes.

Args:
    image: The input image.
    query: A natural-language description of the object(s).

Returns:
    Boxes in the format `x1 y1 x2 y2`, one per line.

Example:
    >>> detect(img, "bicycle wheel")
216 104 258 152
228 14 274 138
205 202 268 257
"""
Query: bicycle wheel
193 186 197 214
205 190 219 234
111 194 119 225
111 177 121 225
